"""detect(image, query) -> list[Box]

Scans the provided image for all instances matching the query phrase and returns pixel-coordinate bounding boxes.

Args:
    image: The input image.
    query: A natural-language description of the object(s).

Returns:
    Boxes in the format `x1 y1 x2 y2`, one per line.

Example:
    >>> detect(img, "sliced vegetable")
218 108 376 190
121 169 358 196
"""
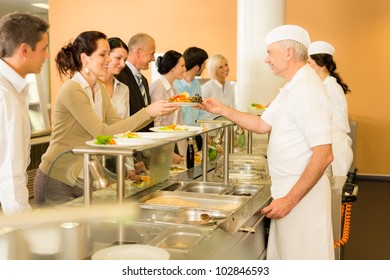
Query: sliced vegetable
159 124 177 130
94 135 116 145
250 103 266 109
124 131 140 138
169 92 191 102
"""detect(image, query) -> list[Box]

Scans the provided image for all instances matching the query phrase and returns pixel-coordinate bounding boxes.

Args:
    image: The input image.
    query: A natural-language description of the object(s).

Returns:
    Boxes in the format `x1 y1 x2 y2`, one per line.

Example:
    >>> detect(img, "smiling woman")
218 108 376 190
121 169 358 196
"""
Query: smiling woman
32 30 179 207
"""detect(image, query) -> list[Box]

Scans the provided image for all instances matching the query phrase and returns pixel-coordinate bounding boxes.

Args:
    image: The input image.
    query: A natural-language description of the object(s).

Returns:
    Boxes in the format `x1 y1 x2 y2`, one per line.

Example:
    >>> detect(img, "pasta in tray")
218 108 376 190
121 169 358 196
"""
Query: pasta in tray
145 197 199 208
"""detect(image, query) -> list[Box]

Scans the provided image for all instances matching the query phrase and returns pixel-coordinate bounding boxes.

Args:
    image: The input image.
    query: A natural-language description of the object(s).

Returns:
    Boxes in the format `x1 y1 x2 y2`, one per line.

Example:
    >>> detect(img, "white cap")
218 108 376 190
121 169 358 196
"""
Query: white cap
265 24 310 48
308 41 335 56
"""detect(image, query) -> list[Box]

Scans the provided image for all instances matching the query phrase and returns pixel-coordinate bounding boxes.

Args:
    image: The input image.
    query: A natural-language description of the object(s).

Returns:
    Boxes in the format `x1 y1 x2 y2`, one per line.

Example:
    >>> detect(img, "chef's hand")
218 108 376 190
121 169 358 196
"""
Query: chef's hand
197 98 224 114
260 196 295 219
146 100 179 117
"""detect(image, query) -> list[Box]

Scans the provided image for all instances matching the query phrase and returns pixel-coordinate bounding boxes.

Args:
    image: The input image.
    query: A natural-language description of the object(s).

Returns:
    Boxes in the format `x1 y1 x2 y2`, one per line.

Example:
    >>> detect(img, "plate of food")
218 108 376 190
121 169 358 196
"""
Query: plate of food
171 102 200 106
168 92 202 106
170 165 188 174
91 244 169 260
114 131 141 138
115 131 175 140
86 135 154 148
150 124 203 133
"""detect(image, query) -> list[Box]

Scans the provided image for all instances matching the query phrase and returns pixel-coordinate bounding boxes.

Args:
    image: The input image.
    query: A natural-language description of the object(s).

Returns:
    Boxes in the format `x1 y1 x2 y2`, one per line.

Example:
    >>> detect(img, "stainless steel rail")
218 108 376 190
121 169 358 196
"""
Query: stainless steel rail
72 123 234 205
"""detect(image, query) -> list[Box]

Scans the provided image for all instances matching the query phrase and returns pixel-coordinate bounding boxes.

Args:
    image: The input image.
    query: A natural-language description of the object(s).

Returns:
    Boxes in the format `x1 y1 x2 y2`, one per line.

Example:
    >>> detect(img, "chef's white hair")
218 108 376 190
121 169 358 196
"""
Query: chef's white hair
279 39 308 62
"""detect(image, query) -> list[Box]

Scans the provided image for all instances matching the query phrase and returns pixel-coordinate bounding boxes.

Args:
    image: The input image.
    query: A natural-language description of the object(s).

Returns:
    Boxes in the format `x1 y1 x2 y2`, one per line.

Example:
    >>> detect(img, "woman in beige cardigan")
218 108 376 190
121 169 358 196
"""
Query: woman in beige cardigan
34 31 178 206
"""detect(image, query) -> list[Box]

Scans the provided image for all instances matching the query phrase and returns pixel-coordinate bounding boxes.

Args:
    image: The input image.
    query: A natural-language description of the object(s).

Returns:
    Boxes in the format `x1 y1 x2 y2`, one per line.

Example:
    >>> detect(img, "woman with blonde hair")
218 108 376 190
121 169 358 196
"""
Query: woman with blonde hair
201 54 235 120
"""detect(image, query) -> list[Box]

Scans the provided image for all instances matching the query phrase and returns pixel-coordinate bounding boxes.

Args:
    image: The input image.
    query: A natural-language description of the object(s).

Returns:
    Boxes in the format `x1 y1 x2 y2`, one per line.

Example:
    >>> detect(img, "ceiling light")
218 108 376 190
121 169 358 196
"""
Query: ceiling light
31 3 49 10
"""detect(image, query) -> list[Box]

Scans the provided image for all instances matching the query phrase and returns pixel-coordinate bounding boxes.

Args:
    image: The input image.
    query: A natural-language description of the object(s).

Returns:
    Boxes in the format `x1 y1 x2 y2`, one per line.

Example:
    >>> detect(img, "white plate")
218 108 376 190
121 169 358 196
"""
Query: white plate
170 165 188 174
86 138 154 148
169 102 200 106
150 125 203 133
115 132 175 140
91 244 169 260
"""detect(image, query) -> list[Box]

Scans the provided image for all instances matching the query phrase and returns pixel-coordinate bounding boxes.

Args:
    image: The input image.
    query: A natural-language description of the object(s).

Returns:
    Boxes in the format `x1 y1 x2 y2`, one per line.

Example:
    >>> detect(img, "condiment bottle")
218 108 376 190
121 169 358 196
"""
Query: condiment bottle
186 137 195 169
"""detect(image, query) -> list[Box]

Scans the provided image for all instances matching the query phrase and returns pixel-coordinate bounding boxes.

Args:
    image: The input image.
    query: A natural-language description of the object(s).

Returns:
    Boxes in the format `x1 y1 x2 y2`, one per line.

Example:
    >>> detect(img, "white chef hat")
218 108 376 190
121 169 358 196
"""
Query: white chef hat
308 41 335 56
265 24 310 48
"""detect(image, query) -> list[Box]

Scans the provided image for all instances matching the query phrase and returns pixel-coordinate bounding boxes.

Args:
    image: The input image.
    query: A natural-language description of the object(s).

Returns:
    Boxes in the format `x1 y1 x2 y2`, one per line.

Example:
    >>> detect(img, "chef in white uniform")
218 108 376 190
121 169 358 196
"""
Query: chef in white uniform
308 41 353 176
199 25 335 259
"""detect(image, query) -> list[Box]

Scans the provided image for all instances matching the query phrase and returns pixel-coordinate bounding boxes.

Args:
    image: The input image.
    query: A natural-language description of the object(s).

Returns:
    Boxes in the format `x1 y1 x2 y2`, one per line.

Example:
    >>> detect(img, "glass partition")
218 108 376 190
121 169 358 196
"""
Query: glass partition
27 72 51 134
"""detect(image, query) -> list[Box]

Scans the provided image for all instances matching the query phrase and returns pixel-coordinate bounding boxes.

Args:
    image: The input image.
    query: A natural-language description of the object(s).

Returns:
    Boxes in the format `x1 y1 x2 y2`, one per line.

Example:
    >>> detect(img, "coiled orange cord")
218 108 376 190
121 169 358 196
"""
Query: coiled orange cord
334 202 352 248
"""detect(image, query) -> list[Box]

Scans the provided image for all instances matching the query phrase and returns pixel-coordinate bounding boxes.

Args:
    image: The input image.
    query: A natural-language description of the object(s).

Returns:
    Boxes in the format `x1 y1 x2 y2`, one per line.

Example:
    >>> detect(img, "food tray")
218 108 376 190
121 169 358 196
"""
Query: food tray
137 207 229 226
224 185 263 197
138 191 249 212
176 182 228 194
149 227 207 252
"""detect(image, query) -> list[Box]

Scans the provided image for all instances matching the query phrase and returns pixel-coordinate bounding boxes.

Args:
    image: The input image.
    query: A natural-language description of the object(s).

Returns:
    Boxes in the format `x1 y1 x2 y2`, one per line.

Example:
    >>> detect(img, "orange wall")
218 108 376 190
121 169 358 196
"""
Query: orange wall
286 0 390 176
48 0 237 97
49 0 390 176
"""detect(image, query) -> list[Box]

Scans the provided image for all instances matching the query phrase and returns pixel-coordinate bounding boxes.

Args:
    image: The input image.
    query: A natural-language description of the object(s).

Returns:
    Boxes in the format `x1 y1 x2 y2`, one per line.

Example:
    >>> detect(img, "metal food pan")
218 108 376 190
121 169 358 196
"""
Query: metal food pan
136 207 230 228
160 181 187 191
178 182 228 194
149 227 207 251
224 185 263 196
136 208 178 224
161 181 230 193
138 191 249 212
175 208 230 226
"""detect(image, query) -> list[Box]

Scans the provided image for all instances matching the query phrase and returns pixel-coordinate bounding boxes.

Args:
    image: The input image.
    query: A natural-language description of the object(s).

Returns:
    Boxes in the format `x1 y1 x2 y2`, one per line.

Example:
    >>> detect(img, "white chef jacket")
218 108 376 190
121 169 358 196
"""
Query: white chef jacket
261 65 334 259
0 59 32 215
201 79 235 120
324 76 353 176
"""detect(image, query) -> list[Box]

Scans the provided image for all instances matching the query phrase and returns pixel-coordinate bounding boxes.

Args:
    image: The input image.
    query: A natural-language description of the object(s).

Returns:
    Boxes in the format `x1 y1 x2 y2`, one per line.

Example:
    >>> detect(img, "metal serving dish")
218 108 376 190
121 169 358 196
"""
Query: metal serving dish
224 185 262 196
90 220 170 245
177 182 228 194
149 227 207 252
138 191 249 212
161 181 230 194
136 208 177 224
175 208 230 226
161 181 186 191
134 206 230 230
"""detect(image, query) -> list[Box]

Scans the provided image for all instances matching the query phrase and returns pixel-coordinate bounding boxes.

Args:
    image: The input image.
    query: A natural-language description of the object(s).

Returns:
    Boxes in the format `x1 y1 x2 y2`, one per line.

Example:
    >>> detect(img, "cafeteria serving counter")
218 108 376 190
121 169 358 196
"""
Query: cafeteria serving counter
0 123 272 260
0 179 271 260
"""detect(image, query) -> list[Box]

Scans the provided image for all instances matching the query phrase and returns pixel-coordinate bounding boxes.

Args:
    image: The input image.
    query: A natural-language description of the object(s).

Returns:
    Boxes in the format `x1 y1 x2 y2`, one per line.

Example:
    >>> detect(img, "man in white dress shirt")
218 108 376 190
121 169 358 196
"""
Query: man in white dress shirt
0 12 49 215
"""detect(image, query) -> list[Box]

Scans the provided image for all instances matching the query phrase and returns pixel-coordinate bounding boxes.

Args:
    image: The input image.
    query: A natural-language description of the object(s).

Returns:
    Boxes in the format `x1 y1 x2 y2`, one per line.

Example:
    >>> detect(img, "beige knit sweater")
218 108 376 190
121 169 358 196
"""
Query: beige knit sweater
39 80 153 180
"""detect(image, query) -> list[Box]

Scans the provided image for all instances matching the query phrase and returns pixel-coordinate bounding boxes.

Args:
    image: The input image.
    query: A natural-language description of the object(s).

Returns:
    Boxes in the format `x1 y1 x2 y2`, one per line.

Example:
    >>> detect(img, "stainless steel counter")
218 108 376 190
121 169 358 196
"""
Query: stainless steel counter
0 178 271 260
0 123 272 260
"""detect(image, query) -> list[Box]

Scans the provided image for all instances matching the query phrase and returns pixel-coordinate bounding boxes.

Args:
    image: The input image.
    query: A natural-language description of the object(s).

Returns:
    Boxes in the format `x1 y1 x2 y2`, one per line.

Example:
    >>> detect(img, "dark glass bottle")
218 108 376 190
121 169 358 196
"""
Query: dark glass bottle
186 137 195 169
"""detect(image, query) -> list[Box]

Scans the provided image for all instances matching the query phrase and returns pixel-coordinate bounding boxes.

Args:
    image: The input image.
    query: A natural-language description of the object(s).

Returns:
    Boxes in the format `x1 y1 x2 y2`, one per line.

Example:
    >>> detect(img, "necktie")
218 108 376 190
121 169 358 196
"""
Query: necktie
135 73 148 105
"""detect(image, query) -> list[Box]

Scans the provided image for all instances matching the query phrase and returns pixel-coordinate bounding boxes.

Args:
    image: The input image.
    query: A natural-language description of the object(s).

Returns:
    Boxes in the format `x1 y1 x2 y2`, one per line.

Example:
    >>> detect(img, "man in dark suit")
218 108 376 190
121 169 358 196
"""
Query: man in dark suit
116 33 155 132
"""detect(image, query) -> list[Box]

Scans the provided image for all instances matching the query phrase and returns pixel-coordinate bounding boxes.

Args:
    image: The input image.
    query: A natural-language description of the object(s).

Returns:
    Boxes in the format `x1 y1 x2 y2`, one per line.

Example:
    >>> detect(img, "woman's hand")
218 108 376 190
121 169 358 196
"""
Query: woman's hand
145 100 179 117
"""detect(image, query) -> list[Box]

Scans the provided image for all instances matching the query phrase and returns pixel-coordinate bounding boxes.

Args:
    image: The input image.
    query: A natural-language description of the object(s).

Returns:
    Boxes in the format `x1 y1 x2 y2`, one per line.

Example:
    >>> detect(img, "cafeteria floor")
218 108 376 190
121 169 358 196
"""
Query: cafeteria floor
341 177 390 260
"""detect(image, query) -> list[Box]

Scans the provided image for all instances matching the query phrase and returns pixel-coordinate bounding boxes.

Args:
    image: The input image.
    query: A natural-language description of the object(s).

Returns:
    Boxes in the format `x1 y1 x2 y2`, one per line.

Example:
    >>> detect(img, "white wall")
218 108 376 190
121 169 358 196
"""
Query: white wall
236 0 286 111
